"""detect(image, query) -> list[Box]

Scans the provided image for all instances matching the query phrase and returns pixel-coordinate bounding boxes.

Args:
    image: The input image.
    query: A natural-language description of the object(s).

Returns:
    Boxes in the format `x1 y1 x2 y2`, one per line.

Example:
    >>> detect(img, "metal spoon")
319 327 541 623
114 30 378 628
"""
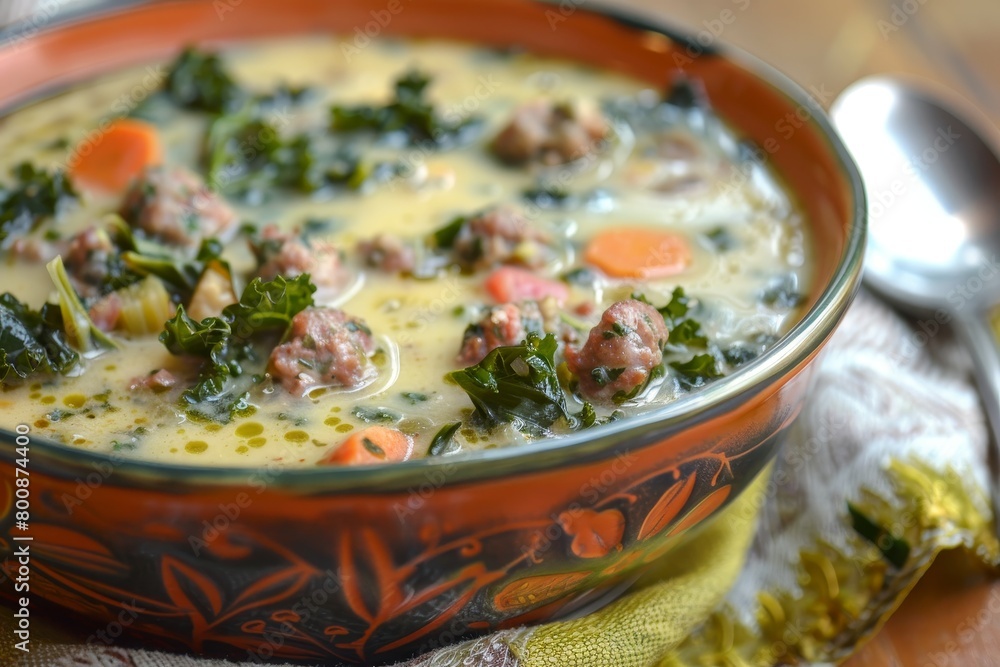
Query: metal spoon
831 77 1000 525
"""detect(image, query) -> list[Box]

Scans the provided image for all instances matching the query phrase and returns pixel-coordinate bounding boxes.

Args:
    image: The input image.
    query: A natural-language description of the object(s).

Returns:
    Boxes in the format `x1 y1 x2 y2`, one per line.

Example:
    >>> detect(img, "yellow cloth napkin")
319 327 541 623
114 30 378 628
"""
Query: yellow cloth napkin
6 292 999 667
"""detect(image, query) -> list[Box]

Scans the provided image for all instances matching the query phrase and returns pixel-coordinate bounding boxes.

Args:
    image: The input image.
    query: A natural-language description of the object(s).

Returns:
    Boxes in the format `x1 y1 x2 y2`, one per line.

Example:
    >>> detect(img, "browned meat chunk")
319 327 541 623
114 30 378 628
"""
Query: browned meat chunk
566 299 669 403
491 100 608 166
63 227 115 296
253 225 348 289
357 233 416 274
88 292 122 332
268 307 377 397
8 237 64 263
453 207 551 270
457 301 545 365
119 166 237 246
129 369 177 393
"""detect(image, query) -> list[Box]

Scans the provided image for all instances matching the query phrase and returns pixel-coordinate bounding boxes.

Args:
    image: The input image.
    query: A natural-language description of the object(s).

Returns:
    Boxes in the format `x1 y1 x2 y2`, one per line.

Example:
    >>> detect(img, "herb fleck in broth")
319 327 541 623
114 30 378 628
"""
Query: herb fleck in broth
0 38 811 467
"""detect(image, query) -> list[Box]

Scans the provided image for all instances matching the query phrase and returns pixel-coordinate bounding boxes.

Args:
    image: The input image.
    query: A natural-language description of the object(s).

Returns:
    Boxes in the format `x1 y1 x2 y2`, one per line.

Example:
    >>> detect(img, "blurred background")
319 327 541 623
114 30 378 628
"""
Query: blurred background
613 0 1000 127
3 0 999 127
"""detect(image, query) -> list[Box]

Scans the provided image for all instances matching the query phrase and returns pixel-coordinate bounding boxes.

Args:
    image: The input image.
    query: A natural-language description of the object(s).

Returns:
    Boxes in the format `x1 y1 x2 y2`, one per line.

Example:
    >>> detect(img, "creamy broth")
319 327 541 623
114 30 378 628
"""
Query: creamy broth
0 38 811 467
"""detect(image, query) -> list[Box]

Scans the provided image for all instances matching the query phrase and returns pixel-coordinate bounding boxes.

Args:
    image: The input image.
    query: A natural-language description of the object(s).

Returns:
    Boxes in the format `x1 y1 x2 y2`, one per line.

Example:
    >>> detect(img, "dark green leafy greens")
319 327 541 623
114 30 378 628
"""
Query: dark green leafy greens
561 267 598 287
574 402 625 429
670 354 723 388
0 293 78 382
521 187 611 211
206 111 404 200
160 274 316 421
0 163 77 246
760 274 806 309
401 391 429 404
522 187 572 208
669 319 708 349
352 406 402 424
654 287 692 322
428 422 462 456
450 333 569 435
206 111 311 197
331 70 483 147
97 217 226 300
848 502 911 568
164 47 243 113
634 288 721 388
633 288 707 349
429 215 467 250
722 345 758 368
253 83 313 111
703 227 737 252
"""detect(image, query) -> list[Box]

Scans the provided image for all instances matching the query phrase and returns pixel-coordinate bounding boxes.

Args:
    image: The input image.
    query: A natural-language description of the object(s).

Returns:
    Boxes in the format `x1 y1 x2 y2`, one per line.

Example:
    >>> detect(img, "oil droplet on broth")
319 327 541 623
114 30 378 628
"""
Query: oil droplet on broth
285 430 309 443
185 441 209 454
236 422 264 438
64 394 86 409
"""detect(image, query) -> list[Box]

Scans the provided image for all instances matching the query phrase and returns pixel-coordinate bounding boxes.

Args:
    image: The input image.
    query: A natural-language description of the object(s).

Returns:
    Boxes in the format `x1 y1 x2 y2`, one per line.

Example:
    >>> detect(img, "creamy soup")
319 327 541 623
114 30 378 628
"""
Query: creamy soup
0 38 811 467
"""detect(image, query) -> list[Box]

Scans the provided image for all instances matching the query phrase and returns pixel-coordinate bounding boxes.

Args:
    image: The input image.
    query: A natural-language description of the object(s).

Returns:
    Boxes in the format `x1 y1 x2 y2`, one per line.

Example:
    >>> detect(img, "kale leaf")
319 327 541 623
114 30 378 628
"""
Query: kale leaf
450 332 570 435
521 187 572 209
760 274 806 309
847 502 911 569
429 215 467 249
670 354 723 389
428 422 462 456
703 227 737 252
657 287 692 322
164 47 243 113
206 111 402 199
106 217 222 300
0 294 78 383
574 402 625 429
161 274 316 421
633 287 707 349
0 163 77 245
669 318 708 349
352 406 402 424
331 70 483 148
633 288 724 389
205 111 292 196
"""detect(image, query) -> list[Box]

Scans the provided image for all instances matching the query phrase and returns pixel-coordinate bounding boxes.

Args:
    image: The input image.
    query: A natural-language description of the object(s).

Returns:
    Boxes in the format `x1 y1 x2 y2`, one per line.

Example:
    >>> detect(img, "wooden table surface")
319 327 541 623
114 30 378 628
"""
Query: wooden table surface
610 0 1000 664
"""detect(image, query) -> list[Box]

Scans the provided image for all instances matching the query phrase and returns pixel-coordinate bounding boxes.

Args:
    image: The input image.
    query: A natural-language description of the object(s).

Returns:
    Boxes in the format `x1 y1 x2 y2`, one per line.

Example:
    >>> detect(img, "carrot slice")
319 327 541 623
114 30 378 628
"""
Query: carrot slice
583 228 691 280
68 119 163 193
485 266 569 304
320 426 413 466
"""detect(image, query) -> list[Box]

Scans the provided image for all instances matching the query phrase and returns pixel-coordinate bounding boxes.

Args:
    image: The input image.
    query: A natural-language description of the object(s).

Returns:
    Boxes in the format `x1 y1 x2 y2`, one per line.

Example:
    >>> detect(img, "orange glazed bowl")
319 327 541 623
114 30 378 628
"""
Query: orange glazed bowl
0 0 865 663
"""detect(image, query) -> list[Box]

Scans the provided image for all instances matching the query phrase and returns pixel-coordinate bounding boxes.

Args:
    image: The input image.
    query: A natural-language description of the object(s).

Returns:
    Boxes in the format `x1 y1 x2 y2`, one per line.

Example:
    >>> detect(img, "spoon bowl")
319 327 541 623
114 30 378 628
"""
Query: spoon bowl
833 77 1000 311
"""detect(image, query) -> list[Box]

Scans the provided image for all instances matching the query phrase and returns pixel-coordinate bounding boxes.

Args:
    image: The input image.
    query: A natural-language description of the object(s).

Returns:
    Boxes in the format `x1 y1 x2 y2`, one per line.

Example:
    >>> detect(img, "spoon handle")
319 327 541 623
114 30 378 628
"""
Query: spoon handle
955 308 1000 533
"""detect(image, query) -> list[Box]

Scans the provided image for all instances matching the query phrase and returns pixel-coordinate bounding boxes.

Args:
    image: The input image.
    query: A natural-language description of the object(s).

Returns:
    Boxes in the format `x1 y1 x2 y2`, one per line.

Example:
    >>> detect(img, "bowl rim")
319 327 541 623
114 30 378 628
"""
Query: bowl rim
0 0 867 491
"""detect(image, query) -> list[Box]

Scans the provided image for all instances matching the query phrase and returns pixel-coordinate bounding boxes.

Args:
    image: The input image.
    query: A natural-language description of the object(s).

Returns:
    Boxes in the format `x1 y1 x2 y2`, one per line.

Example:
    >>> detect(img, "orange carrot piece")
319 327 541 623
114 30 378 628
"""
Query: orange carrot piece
485 266 569 304
321 426 413 466
583 228 692 280
68 119 163 193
